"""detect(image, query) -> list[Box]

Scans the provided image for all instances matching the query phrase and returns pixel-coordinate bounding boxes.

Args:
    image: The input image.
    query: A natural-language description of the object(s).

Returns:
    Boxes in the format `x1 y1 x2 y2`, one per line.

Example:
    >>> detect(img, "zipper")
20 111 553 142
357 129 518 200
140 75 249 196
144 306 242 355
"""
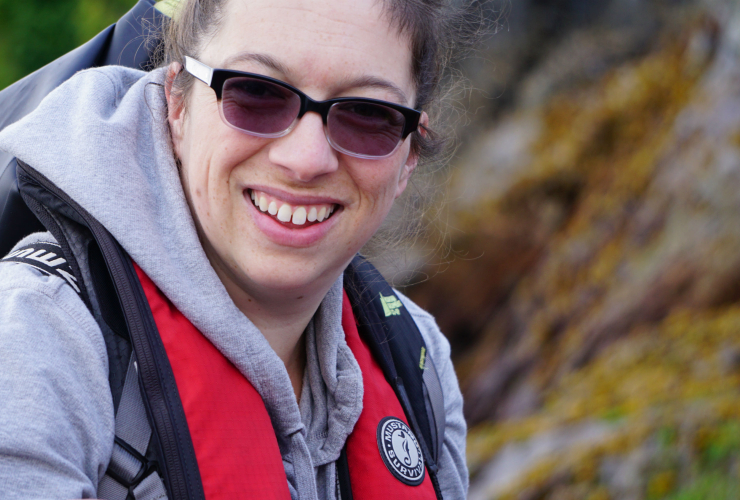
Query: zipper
17 162 205 500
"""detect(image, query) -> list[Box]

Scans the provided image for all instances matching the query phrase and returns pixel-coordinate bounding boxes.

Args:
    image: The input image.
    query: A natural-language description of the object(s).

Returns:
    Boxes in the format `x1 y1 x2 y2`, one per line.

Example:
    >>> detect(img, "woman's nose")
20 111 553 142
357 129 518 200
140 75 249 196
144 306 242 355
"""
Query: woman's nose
267 112 339 181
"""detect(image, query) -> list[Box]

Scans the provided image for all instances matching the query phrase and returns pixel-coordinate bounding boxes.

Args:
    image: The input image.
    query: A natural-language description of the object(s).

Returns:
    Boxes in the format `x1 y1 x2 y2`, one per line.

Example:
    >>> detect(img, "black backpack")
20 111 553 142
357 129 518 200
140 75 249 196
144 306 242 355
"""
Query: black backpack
0 3 447 498
0 0 162 258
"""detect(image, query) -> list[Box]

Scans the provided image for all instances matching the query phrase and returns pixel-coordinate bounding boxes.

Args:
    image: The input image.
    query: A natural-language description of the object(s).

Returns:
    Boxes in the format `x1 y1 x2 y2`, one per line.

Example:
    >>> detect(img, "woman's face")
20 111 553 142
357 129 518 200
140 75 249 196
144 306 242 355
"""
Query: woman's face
168 0 420 300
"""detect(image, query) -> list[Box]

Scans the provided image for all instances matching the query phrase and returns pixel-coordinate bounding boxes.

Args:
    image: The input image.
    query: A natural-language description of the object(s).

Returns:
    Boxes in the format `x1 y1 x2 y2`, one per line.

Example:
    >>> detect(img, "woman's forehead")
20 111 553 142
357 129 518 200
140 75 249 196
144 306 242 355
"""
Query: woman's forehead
202 0 415 101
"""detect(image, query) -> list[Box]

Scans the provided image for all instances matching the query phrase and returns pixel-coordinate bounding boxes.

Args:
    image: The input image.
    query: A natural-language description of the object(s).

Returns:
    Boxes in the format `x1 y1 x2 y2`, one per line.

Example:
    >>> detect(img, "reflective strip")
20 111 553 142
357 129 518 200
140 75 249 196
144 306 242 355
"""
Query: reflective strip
1 242 80 293
422 355 445 462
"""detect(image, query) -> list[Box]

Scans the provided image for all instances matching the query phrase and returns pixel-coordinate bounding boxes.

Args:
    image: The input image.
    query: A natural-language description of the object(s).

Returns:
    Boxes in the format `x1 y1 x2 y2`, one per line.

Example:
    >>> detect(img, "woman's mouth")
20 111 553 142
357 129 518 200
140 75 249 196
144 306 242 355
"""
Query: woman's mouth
248 189 339 228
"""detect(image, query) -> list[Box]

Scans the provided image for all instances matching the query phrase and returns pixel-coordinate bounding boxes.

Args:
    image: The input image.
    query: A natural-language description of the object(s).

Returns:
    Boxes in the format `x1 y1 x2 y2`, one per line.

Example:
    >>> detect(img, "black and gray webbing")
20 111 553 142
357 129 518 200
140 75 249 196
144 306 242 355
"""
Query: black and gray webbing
97 357 169 500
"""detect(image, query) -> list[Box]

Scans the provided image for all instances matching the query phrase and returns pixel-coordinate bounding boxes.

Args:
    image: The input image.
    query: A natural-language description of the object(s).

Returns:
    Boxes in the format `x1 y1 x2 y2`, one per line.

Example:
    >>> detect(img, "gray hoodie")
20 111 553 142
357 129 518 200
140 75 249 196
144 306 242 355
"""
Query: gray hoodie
0 67 468 500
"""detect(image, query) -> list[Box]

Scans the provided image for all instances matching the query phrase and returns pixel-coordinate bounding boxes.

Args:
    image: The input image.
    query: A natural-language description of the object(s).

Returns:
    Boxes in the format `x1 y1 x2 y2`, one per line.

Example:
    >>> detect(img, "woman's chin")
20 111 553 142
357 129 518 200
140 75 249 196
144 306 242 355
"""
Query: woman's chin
244 271 341 305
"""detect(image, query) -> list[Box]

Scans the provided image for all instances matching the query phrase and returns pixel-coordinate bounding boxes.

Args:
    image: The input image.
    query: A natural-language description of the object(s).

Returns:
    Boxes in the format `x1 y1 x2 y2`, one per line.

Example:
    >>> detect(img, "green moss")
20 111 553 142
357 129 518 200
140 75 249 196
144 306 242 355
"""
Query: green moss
657 426 678 448
449 10 736 500
699 421 740 466
468 302 740 498
664 472 740 500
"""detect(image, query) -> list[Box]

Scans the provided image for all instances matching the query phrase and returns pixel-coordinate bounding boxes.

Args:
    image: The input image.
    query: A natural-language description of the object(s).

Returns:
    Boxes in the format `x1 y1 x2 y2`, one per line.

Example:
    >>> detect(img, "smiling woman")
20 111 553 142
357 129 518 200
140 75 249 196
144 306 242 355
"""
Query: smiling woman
167 0 426 382
0 0 474 499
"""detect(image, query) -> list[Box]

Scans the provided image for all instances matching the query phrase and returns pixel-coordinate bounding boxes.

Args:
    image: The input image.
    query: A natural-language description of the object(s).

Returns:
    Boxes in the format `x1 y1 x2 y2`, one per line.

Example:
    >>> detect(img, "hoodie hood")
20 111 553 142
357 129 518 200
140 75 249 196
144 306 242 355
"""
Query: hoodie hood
0 66 362 488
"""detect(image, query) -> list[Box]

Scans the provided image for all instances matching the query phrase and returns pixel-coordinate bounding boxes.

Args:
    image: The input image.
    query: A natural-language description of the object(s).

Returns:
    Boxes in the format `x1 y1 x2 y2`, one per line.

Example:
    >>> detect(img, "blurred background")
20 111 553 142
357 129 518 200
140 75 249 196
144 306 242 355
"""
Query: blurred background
3 0 740 498
0 0 133 89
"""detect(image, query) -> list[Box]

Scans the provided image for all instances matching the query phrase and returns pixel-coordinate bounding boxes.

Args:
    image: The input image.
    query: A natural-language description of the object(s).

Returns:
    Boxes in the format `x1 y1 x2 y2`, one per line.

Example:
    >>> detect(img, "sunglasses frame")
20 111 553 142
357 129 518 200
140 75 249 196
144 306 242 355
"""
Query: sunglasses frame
183 56 422 159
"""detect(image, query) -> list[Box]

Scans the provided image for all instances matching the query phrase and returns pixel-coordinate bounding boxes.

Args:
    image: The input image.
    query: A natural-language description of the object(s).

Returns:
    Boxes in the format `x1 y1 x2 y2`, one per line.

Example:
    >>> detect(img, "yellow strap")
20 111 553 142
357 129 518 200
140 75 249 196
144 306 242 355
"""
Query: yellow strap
153 0 181 18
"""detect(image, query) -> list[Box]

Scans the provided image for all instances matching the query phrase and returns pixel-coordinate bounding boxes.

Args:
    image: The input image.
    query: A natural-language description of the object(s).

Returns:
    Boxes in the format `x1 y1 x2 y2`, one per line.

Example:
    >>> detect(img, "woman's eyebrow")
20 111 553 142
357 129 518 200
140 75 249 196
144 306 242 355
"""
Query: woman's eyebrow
222 52 290 75
337 76 410 105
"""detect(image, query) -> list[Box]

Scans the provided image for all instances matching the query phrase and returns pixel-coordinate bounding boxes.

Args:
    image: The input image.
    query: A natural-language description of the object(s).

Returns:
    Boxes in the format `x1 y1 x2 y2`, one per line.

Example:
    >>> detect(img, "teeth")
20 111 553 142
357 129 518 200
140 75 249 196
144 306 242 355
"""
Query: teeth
277 204 292 222
307 207 318 222
292 207 307 225
251 190 337 225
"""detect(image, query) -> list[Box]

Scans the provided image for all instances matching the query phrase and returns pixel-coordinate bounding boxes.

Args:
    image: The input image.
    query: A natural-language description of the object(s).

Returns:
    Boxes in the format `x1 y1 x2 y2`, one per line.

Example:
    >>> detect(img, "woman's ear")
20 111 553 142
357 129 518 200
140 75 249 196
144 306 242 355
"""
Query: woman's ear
395 111 428 198
165 62 185 153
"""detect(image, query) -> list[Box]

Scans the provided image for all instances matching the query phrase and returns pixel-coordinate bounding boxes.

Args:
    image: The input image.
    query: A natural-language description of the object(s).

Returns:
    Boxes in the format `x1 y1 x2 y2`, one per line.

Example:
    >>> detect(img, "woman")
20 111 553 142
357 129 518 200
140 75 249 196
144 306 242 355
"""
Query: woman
0 0 469 498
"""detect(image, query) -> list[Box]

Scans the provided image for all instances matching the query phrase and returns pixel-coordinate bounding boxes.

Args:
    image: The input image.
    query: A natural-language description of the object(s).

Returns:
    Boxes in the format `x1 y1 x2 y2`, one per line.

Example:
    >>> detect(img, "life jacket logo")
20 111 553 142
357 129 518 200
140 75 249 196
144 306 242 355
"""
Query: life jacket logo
376 416 425 486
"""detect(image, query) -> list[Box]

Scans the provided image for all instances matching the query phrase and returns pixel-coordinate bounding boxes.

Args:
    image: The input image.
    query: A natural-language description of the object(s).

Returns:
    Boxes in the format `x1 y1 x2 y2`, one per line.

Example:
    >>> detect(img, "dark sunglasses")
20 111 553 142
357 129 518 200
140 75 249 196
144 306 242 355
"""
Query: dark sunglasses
183 56 422 160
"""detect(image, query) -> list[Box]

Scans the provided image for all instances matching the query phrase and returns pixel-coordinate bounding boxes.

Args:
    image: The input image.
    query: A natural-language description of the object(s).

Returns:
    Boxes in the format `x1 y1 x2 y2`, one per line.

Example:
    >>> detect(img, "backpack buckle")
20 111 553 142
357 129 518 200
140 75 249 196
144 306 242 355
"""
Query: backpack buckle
105 436 160 500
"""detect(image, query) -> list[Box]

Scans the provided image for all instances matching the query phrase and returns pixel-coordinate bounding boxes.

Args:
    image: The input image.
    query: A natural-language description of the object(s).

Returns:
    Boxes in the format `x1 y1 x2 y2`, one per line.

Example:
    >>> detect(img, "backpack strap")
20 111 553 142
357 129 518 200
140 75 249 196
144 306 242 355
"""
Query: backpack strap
98 356 168 500
343 255 445 499
422 353 446 467
17 161 206 500
2 241 169 500
1 240 80 293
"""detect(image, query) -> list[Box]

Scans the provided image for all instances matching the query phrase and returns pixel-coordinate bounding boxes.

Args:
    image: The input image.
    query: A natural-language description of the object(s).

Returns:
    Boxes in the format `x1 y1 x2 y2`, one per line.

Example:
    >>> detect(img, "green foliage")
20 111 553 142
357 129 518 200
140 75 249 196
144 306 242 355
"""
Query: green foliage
647 420 740 500
0 0 134 90
664 472 740 500
700 421 740 466
656 426 678 448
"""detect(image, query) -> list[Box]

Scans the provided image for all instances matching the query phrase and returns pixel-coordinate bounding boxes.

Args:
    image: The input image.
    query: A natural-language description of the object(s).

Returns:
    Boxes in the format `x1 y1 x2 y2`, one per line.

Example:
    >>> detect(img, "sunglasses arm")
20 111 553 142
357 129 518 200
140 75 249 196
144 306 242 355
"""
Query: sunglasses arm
184 56 214 86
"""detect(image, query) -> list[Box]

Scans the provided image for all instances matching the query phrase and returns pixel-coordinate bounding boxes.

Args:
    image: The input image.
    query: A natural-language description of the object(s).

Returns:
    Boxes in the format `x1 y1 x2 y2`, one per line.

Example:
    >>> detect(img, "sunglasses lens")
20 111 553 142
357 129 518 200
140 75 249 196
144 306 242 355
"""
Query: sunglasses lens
221 77 301 135
219 75 409 158
327 102 406 158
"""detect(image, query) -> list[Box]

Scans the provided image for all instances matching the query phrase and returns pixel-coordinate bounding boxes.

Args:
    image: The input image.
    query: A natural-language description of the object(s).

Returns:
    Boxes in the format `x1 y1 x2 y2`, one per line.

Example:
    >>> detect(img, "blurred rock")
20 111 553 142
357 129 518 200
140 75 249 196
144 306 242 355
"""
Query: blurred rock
468 421 617 500
402 0 740 497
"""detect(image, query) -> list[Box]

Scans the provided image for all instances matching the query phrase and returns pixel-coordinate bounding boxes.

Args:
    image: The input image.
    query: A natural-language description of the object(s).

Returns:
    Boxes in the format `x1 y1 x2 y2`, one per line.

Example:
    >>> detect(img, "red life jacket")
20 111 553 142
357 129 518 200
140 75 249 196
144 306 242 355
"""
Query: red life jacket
135 265 438 499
